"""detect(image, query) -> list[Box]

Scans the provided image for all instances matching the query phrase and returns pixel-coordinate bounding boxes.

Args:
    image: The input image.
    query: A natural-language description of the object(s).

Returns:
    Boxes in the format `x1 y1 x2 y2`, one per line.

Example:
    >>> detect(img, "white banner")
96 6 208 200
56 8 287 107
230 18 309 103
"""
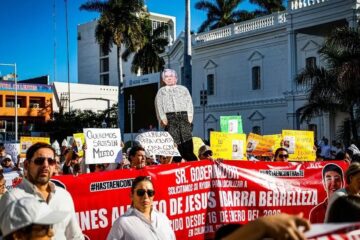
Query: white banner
83 128 122 164
135 131 181 156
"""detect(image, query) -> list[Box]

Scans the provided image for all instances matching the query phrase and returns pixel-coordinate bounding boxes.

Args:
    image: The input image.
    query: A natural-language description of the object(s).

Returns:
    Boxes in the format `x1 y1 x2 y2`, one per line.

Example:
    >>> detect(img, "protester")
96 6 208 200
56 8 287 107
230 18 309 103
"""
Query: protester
0 172 6 199
330 141 342 159
159 155 173 164
118 152 131 169
0 145 6 162
222 213 310 240
319 137 331 159
53 154 62 176
324 162 360 221
128 145 147 169
62 149 82 175
274 148 289 162
107 176 175 240
309 163 344 223
0 197 68 240
345 144 360 162
0 142 84 239
198 145 213 160
326 195 360 223
146 153 159 166
155 68 197 161
0 154 17 173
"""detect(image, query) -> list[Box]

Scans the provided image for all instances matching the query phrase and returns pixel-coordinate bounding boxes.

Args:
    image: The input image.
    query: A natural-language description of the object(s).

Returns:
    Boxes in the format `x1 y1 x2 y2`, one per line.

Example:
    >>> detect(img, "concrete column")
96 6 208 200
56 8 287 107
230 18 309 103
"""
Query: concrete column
322 112 331 140
287 12 297 129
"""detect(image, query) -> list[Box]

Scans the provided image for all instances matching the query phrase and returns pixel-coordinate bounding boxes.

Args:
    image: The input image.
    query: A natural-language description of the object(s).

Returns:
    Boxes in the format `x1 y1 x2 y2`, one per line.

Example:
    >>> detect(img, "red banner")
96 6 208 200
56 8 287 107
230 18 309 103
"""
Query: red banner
53 160 348 240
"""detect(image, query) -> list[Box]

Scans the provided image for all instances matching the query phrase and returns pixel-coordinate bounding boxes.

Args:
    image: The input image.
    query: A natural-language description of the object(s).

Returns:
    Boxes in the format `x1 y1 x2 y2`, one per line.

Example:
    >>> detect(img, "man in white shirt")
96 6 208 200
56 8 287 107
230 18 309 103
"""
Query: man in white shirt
0 142 84 240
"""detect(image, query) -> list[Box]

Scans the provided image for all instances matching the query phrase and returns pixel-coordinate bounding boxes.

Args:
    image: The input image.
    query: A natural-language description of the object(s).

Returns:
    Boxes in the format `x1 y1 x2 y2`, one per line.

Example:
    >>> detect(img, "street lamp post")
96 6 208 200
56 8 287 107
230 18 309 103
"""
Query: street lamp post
0 63 18 142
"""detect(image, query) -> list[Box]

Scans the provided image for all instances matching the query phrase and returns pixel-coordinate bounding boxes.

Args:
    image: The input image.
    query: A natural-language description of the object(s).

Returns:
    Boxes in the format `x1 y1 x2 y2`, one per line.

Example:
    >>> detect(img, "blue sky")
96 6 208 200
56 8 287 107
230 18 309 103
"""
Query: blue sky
0 0 257 83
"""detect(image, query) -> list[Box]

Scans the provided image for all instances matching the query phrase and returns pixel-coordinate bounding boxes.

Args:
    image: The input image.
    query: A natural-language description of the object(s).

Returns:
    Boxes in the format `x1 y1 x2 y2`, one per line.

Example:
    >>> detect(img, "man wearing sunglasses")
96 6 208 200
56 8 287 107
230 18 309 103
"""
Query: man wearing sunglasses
0 142 84 240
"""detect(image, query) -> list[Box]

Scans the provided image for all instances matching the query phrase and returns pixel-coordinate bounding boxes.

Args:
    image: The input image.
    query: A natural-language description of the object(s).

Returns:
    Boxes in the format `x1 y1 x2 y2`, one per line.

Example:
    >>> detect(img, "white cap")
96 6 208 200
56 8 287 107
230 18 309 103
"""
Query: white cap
2 154 12 161
0 197 68 237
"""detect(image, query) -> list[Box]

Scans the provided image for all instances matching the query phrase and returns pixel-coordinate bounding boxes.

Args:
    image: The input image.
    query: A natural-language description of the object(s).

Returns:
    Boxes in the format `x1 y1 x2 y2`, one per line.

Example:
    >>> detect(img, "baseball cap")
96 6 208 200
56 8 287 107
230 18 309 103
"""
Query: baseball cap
2 154 12 162
0 197 68 237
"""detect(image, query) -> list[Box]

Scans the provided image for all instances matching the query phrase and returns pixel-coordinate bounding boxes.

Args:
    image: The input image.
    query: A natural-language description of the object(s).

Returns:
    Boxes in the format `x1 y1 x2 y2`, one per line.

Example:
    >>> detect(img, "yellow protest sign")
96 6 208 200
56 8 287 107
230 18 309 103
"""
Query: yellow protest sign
263 134 282 154
282 130 316 161
20 136 50 157
247 133 275 156
192 137 205 159
210 131 247 160
73 133 85 157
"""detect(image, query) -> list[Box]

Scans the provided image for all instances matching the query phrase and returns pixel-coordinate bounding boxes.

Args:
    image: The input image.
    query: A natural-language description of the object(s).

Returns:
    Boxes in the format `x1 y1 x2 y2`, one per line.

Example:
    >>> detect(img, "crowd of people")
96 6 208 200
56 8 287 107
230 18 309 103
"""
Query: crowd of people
0 138 359 239
1 68 360 239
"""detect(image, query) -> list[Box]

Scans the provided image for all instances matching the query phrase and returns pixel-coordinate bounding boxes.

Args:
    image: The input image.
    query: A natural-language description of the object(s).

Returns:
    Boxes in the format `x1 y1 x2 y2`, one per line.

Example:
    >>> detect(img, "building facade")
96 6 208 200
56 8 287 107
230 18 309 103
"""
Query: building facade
77 12 176 86
164 0 359 141
0 81 53 141
52 82 118 114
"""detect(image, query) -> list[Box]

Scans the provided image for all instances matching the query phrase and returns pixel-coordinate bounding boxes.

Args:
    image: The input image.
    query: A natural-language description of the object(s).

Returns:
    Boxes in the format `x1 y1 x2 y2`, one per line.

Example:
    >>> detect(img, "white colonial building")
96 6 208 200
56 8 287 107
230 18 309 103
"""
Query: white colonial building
163 0 359 141
77 0 359 142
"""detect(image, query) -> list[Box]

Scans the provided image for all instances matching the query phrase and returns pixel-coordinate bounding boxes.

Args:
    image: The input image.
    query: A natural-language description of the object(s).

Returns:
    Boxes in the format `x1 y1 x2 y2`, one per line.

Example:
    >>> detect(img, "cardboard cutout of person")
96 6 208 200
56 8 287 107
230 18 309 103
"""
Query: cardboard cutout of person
155 69 197 161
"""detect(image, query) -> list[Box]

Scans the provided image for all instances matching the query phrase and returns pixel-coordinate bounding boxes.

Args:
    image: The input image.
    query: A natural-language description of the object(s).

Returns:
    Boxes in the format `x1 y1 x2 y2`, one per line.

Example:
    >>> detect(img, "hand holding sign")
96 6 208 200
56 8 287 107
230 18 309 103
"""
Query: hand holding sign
83 128 122 164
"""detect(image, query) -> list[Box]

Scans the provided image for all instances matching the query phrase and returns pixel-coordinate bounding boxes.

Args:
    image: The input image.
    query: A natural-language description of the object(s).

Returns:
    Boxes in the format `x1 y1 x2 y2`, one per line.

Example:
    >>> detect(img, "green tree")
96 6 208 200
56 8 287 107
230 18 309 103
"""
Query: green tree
195 0 254 33
296 27 360 143
80 0 146 130
43 105 118 142
122 18 169 74
249 0 285 15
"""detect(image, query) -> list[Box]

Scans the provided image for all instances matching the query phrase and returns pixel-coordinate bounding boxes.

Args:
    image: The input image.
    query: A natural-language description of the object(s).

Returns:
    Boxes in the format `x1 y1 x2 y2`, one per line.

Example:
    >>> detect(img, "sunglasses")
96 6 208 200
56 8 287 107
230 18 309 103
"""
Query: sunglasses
32 157 56 166
136 189 155 197
3 158 11 162
278 154 289 159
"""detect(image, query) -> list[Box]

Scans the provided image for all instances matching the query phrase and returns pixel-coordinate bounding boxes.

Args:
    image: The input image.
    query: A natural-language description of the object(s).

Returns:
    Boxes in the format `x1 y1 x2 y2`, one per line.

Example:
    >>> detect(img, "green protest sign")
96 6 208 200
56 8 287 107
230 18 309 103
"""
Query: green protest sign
220 116 243 133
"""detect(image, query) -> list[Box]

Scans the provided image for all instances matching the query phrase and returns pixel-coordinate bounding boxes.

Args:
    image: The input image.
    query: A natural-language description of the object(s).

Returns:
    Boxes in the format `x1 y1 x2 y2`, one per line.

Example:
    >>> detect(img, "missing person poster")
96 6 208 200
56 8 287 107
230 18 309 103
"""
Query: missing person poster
220 116 243 134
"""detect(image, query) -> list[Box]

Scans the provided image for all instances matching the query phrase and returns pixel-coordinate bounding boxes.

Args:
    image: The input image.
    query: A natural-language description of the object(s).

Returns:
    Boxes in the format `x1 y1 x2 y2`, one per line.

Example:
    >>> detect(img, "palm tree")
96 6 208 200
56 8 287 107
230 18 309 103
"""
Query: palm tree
296 27 360 143
195 0 254 33
80 0 146 130
249 0 285 15
122 19 169 74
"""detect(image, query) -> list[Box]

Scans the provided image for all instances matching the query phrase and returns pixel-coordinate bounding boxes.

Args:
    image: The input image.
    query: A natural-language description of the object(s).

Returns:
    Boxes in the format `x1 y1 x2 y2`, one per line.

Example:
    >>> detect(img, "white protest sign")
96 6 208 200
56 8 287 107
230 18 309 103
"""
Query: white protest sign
83 128 122 164
4 143 20 164
135 131 181 156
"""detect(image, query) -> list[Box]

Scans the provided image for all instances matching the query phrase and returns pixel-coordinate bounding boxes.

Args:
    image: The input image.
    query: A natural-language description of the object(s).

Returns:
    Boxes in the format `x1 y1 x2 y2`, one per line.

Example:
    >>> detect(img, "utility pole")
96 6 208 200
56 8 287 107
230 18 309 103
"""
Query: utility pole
184 0 192 93
200 85 207 139
64 0 71 112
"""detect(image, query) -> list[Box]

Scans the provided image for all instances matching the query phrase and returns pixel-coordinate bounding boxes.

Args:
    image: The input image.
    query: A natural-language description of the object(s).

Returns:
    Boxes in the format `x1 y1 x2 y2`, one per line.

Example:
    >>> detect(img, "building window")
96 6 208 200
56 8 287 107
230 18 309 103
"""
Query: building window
306 57 316 69
207 74 215 96
252 126 261 134
100 46 109 57
100 74 109 85
29 97 45 108
5 96 26 108
100 58 109 73
252 66 261 90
